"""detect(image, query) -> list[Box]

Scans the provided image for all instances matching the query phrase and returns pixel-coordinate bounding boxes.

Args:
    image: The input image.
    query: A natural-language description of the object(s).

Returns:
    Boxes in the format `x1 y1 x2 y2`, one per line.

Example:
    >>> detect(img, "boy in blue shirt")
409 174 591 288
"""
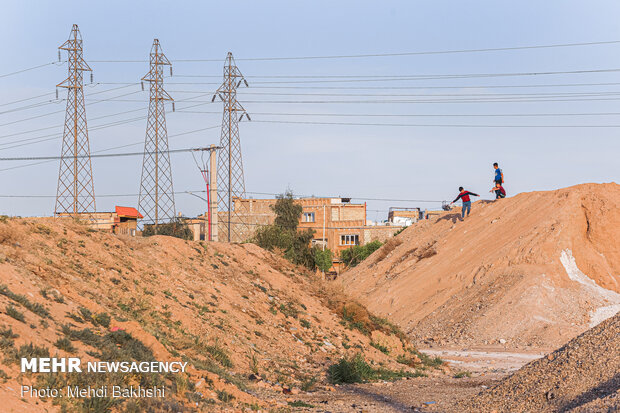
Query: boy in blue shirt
493 163 504 185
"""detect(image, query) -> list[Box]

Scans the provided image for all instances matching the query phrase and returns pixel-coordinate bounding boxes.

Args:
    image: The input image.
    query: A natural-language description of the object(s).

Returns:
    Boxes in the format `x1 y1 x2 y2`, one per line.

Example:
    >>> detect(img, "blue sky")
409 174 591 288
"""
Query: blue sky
1 1 619 220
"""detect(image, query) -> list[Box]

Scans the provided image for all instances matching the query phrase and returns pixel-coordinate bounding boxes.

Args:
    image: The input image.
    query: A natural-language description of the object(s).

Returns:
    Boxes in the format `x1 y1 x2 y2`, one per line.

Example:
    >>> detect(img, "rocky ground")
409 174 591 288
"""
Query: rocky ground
276 346 543 412
459 312 620 412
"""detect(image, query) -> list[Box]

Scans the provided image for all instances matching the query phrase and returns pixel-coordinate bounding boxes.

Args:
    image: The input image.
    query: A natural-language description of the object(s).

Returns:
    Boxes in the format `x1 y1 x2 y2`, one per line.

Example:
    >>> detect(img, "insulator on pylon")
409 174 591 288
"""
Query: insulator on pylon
211 95 217 103
237 80 242 87
244 79 249 87
141 82 144 91
55 88 59 99
172 102 176 112
170 67 173 76
58 51 61 62
246 113 251 121
90 73 94 83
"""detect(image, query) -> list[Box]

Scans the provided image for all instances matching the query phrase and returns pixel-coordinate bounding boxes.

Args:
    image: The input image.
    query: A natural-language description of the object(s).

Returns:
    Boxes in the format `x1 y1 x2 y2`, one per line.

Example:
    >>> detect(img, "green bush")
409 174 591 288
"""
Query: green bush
328 353 421 384
93 312 111 328
328 353 376 384
5 343 50 364
340 240 383 268
143 219 193 240
0 284 50 318
288 400 314 408
6 305 24 322
205 343 233 368
370 341 390 354
216 389 235 402
252 190 316 269
54 337 76 353
313 247 333 272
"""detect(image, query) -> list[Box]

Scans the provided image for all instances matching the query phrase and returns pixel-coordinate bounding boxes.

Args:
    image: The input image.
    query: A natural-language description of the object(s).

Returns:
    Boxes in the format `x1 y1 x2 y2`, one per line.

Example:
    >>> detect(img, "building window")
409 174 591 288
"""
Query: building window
303 212 315 223
340 234 359 246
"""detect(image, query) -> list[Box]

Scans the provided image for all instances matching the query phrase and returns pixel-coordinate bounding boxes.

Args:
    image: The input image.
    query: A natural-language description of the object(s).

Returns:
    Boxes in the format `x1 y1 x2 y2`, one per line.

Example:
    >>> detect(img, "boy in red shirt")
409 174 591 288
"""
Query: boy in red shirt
451 187 480 218
490 182 506 199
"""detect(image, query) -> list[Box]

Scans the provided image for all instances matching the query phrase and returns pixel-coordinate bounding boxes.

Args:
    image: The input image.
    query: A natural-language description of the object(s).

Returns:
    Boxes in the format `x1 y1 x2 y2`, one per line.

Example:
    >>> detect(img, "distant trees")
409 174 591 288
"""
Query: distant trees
253 190 333 271
142 219 193 240
340 240 383 268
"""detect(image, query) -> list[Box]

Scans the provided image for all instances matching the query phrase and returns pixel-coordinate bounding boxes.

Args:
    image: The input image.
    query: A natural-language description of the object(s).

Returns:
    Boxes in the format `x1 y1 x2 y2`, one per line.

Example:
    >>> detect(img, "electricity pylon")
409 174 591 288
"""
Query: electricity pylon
55 24 95 216
138 39 176 230
214 52 250 242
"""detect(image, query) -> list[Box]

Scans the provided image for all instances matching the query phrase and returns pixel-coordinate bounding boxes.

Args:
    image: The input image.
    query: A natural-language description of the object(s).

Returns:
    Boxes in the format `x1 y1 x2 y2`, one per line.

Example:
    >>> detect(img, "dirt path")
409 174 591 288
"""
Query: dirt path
294 348 546 412
421 347 546 373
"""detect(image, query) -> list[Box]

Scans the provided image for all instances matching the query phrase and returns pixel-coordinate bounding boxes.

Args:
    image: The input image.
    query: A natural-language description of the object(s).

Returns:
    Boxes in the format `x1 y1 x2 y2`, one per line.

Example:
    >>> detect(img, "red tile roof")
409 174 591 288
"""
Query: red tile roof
115 206 143 219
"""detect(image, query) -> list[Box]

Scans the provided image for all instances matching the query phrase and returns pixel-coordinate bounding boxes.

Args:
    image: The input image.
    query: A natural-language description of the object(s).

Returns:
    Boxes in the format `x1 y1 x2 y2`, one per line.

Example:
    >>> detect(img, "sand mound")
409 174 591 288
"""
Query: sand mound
459 312 619 412
0 217 415 411
340 183 620 348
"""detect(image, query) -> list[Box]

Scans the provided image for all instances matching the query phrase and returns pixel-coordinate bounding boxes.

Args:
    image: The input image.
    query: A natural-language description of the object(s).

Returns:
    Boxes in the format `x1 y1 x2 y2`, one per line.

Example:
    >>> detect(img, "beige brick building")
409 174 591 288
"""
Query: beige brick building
212 197 403 269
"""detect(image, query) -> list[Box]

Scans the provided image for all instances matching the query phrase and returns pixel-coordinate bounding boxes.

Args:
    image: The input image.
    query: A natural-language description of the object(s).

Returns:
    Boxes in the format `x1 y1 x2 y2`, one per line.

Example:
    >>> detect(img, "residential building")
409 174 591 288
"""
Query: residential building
57 206 142 236
214 197 404 270
388 207 423 226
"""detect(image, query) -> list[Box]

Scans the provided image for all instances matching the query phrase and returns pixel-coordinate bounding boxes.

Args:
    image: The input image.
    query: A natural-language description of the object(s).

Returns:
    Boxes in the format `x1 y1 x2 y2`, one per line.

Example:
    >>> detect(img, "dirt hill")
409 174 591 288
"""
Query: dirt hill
458 312 619 412
340 183 620 349
0 217 424 412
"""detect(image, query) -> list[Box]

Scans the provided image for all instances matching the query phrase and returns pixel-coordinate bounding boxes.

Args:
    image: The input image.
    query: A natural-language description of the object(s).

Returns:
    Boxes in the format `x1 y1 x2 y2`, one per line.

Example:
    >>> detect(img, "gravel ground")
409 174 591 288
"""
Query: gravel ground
283 348 535 412
458 313 620 412
295 374 503 413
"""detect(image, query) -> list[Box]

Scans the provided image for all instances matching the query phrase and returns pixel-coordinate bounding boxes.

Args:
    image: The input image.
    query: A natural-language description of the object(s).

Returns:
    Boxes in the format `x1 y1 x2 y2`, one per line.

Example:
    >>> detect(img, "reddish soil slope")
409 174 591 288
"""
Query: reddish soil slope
0 217 417 412
340 183 620 348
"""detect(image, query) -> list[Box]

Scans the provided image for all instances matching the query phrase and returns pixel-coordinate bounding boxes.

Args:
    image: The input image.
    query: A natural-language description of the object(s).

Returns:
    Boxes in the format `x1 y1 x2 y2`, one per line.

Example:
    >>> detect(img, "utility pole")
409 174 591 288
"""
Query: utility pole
55 24 95 217
323 205 326 251
214 52 250 242
191 146 220 241
138 39 175 232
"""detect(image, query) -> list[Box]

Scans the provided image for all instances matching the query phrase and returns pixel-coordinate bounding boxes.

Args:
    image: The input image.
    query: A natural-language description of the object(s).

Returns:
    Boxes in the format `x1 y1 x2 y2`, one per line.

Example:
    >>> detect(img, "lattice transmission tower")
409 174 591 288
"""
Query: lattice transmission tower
55 24 95 216
214 52 250 242
138 39 176 230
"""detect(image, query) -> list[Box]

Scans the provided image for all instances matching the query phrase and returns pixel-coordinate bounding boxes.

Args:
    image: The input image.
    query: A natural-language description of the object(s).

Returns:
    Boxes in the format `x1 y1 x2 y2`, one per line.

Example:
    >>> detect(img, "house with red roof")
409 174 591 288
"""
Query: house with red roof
59 206 142 236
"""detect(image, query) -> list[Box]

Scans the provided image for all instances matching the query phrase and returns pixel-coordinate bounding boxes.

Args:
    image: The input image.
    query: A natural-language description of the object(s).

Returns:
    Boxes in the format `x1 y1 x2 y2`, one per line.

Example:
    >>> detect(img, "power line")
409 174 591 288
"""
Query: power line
0 99 60 116
170 67 620 79
81 95 620 104
182 90 620 98
87 40 620 63
243 81 620 90
0 84 141 127
0 98 219 150
0 146 216 161
0 125 221 172
253 119 620 128
0 92 56 108
178 109 620 118
0 62 58 79
238 97 620 103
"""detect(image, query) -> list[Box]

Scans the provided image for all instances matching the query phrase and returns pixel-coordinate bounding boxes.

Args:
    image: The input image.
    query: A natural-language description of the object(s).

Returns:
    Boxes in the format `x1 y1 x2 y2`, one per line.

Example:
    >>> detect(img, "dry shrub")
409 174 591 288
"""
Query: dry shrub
374 237 403 263
417 244 437 260
314 282 374 335
0 225 18 245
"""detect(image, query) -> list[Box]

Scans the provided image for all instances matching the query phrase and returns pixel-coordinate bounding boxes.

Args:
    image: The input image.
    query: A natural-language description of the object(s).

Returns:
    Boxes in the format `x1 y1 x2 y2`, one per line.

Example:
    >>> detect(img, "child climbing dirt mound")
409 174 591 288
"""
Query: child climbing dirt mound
340 183 620 349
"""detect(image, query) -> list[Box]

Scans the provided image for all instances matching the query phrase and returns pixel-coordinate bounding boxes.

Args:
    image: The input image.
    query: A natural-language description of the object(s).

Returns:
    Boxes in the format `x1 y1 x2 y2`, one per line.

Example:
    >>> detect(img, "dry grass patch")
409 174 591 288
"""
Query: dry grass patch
373 237 403 263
